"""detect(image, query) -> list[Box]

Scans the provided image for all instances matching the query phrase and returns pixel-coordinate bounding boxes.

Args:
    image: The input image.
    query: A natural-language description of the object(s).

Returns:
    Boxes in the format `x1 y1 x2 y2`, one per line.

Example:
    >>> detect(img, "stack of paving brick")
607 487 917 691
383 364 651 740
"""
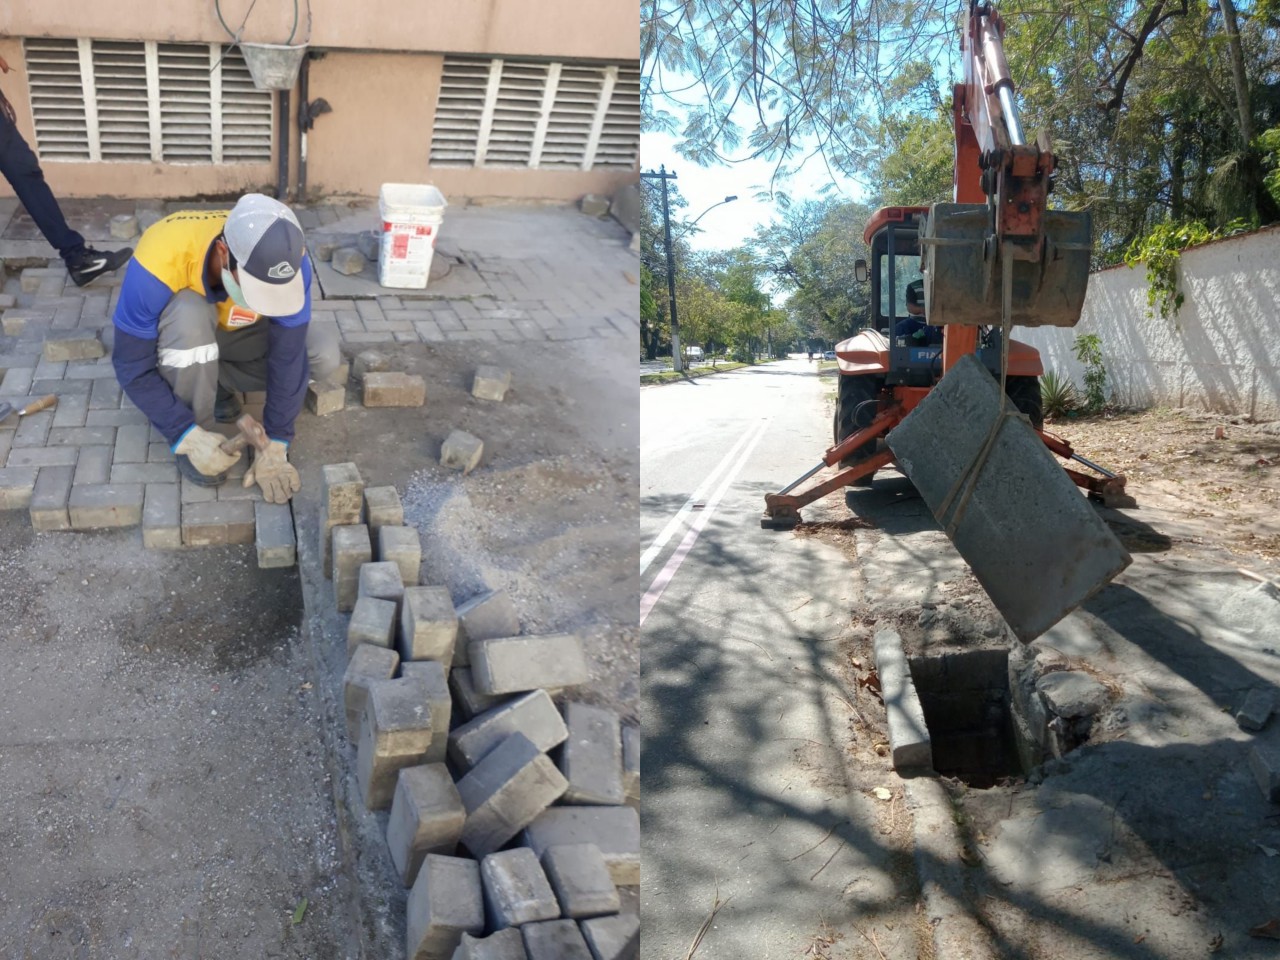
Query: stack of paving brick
328 461 639 960
0 279 299 563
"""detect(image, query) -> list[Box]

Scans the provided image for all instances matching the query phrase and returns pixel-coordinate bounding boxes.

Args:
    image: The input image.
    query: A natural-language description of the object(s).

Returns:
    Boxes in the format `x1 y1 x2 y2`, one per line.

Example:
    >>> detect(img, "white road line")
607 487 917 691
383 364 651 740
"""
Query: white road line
639 423 761 575
640 417 772 626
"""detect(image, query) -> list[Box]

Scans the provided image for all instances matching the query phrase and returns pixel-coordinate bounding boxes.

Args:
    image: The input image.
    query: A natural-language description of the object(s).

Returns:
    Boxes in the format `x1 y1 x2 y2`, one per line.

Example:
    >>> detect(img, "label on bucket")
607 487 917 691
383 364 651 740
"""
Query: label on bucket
382 221 434 263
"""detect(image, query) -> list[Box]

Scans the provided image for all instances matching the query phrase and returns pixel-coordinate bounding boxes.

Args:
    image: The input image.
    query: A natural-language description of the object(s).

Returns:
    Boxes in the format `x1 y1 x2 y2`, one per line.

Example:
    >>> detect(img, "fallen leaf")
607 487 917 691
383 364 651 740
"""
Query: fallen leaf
1257 843 1278 858
872 787 892 801
291 898 308 925
1250 919 1280 940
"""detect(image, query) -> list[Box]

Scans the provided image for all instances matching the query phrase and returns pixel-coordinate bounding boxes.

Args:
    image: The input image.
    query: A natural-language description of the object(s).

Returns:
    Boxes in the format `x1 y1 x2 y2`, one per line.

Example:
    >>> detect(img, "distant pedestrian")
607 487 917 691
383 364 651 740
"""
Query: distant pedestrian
0 53 131 286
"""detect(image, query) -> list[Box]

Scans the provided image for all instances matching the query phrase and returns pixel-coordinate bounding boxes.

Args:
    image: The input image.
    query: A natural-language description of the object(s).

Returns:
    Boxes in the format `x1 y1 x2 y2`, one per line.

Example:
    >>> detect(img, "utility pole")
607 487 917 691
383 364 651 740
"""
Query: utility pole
641 165 683 373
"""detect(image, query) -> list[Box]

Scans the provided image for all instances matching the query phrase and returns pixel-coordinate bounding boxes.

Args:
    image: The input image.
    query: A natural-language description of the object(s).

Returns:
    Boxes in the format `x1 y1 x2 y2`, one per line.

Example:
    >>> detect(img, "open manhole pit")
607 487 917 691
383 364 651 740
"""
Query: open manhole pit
909 648 1023 788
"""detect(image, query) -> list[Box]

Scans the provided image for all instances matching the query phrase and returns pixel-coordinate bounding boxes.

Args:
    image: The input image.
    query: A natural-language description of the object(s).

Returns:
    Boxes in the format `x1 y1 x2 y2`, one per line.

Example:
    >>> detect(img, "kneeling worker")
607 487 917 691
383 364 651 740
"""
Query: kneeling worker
111 194 339 502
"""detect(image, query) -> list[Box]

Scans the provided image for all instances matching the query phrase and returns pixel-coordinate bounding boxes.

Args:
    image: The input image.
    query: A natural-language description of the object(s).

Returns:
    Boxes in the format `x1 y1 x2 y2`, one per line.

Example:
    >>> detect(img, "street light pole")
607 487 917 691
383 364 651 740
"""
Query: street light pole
641 165 684 372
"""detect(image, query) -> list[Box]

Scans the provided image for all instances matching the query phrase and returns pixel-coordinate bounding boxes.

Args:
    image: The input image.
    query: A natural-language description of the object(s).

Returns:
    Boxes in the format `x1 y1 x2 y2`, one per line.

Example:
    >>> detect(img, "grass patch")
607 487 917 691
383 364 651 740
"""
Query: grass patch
640 361 752 385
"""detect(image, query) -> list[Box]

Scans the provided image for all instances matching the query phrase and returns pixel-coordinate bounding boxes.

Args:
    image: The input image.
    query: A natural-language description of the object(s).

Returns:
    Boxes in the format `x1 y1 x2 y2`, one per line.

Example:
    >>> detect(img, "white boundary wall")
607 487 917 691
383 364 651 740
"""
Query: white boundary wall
1015 224 1280 421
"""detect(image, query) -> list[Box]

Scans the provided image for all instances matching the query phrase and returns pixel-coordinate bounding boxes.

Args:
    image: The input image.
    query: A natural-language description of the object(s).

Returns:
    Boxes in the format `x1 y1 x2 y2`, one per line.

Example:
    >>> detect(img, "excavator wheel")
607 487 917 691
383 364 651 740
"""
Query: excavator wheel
1005 375 1044 431
835 374 884 485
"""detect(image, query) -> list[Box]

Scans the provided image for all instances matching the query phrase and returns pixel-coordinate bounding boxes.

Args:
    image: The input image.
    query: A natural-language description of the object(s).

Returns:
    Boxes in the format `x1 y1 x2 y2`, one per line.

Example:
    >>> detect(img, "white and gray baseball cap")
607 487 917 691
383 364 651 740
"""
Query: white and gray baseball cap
224 193 307 317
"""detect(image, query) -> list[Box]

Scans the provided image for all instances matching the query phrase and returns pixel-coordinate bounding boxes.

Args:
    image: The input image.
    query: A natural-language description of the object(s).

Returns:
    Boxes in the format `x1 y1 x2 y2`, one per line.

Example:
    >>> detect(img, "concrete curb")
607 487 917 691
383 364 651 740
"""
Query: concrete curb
873 627 933 772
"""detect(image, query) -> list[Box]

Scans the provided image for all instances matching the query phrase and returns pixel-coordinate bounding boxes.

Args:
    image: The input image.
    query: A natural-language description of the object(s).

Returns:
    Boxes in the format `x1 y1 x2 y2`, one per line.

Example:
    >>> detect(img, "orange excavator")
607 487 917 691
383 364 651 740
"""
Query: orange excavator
763 0 1129 530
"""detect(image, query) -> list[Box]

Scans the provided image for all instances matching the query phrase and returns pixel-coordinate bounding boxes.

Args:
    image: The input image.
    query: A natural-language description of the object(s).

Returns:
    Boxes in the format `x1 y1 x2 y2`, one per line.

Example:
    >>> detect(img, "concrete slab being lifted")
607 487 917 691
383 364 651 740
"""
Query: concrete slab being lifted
887 354 1131 642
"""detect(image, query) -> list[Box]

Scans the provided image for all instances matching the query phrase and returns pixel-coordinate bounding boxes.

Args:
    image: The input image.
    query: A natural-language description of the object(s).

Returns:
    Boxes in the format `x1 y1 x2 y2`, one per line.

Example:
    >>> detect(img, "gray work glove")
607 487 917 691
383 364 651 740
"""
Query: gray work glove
174 425 241 477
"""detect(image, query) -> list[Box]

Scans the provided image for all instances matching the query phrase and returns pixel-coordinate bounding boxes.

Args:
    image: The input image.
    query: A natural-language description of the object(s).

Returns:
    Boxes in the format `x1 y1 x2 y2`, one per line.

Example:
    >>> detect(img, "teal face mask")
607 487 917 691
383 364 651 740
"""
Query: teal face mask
221 267 249 309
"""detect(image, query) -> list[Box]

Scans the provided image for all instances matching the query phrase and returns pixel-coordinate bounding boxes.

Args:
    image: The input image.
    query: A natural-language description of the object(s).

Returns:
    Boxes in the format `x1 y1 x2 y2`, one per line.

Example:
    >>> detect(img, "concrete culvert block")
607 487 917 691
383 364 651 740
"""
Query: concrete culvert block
407 854 485 960
110 213 138 238
401 586 459 662
333 524 372 612
1035 670 1109 719
441 429 484 474
559 702 624 806
872 628 933 773
306 378 345 416
331 247 366 276
522 919 593 960
44 331 105 362
481 848 560 929
1249 743 1280 802
347 595 397 655
1237 687 1275 732
358 229 381 260
472 366 512 402
449 689 569 770
451 929 528 959
379 525 422 587
456 733 568 859
313 234 357 262
541 844 620 920
254 500 295 567
522 806 640 887
454 589 520 666
359 560 406 609
357 675 435 810
470 634 589 696
579 194 610 217
343 643 400 740
387 763 465 887
364 484 405 534
450 667 509 721
401 660 452 764
580 913 639 960
364 371 426 407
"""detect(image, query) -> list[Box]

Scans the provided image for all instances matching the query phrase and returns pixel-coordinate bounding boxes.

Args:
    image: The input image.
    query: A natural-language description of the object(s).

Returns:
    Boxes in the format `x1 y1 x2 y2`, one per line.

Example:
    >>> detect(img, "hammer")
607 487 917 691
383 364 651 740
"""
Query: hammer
0 394 57 423
219 413 270 456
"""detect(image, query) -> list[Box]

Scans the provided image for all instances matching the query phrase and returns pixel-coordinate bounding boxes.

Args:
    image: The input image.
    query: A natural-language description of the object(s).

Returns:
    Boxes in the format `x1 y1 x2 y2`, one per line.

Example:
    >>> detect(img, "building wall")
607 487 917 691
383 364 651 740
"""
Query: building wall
1017 226 1280 421
0 1 637 201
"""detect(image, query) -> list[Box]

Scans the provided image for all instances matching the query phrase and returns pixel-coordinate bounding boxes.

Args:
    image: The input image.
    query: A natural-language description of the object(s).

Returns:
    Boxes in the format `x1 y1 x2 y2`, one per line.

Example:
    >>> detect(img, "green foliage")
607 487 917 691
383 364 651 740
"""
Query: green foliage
1259 126 1280 209
1071 333 1108 414
1039 370 1077 420
1123 219 1253 321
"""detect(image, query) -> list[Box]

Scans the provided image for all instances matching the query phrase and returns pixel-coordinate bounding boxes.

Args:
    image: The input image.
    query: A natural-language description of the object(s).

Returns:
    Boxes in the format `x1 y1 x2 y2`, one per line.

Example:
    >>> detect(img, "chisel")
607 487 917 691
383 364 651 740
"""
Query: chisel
0 394 58 422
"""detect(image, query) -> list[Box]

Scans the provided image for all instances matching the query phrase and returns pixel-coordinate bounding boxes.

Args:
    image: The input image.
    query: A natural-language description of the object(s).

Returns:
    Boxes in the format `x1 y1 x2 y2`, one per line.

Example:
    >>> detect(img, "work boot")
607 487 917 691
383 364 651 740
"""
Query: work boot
67 246 133 287
215 386 243 423
176 453 227 488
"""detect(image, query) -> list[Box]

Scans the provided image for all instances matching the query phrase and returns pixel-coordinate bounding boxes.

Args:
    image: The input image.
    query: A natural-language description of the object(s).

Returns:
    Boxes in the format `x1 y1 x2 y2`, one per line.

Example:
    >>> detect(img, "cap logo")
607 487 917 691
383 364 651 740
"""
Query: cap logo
267 260 296 280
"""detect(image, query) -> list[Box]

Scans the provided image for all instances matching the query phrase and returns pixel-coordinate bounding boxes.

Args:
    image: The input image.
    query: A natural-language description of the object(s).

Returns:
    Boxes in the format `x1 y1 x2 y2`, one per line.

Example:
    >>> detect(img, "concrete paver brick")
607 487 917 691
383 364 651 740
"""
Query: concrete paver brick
1249 743 1280 801
13 411 53 447
406 854 485 960
454 589 519 666
62 361 118 381
401 586 458 662
68 482 144 529
0 466 39 509
85 408 148 427
148 442 176 463
414 320 445 342
449 666 509 721
470 634 588 696
378 525 421 586
333 524 373 612
110 462 177 485
88 377 122 410
541 844 620 920
873 627 933 773
344 331 397 344
0 367 35 396
180 476 217 503
522 807 640 886
347 596 397 655
343 643 400 740
400 660 452 763
51 393 88 428
331 248 366 276
364 485 404 534
73 446 111 486
0 433 10 471
254 501 296 567
33 357 68 380
358 560 406 609
1237 687 1275 732
472 366 512 402
7 447 80 469
456 733 568 859
481 848 560 929
387 763 466 887
180 499 255 546
364 371 426 407
621 726 639 803
114 423 150 463
43 331 105 362
441 430 483 474
451 929 528 960
306 379 346 416
356 298 384 322
47 426 117 448
29 464 75 531
320 462 364 577
521 920 592 960
580 914 639 960
353 349 391 380
559 702 624 806
357 676 435 810
142 483 181 549
449 690 568 771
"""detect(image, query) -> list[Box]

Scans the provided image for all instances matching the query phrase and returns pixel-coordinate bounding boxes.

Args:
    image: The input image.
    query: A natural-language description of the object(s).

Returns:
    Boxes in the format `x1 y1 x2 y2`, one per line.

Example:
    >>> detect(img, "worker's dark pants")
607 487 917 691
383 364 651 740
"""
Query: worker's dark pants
0 104 86 263
156 290 341 430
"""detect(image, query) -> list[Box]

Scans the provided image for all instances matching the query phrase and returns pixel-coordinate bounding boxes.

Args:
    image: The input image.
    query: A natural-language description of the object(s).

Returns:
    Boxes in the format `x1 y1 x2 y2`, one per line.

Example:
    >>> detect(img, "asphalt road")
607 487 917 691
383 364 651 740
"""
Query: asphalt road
640 359 922 959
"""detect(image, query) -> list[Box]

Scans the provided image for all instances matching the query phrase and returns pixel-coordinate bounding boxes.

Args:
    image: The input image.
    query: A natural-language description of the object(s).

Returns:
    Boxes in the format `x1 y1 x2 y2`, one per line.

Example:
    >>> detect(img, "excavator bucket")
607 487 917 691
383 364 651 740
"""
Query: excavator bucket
886 355 1131 643
920 203 1093 328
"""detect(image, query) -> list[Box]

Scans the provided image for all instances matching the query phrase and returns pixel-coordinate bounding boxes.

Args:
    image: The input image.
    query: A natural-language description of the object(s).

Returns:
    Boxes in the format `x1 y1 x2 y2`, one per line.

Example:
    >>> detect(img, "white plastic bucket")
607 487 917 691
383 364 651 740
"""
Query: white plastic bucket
377 183 447 290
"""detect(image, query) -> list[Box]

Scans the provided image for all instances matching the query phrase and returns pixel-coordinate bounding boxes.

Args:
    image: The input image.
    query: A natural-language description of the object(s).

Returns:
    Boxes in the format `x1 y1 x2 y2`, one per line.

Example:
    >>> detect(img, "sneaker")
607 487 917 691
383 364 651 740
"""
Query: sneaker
176 453 226 488
68 246 133 287
215 387 243 423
